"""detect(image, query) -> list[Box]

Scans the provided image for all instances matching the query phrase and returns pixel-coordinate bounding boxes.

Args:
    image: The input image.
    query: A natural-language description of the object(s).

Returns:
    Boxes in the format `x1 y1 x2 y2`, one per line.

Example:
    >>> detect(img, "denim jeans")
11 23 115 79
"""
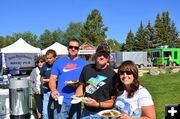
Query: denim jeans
54 101 81 119
43 91 53 119
81 109 109 119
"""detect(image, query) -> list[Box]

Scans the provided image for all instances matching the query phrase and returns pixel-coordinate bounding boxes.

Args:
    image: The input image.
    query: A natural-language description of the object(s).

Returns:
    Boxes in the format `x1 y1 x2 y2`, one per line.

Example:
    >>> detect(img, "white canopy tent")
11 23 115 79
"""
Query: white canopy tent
42 42 68 55
1 38 41 53
0 38 41 68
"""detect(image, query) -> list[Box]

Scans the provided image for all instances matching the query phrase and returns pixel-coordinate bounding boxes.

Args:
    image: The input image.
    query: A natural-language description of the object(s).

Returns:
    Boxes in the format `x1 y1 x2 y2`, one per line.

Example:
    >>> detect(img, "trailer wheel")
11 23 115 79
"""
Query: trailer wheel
172 62 176 67
136 65 139 68
140 64 144 68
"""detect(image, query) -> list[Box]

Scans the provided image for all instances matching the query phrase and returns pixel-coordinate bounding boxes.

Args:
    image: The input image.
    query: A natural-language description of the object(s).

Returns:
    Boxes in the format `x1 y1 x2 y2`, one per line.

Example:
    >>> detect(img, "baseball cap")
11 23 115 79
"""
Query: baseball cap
96 43 111 55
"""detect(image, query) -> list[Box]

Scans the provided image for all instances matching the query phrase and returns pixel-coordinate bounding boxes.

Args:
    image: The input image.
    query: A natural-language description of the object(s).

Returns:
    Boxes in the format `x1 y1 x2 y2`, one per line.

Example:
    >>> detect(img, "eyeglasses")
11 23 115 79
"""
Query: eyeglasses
68 45 79 50
120 71 133 75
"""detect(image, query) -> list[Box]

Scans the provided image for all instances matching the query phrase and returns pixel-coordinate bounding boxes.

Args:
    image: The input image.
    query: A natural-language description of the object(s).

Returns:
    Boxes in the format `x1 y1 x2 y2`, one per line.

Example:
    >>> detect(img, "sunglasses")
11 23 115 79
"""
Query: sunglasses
68 45 79 50
38 61 44 63
96 52 109 58
120 71 133 75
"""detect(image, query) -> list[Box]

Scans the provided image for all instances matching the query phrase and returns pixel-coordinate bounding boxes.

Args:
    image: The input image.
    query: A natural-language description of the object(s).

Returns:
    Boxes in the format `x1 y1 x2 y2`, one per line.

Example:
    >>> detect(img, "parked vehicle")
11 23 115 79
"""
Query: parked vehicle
149 48 180 66
112 51 148 68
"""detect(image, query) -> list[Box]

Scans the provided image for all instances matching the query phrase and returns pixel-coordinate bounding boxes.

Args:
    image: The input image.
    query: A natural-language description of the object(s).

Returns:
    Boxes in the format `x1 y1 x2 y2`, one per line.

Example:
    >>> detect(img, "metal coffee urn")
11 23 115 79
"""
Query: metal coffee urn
9 77 30 119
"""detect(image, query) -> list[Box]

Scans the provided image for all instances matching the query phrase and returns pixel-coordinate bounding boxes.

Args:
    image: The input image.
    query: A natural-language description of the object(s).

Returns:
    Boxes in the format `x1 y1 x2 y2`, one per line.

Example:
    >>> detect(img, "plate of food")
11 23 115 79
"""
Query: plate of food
98 109 122 117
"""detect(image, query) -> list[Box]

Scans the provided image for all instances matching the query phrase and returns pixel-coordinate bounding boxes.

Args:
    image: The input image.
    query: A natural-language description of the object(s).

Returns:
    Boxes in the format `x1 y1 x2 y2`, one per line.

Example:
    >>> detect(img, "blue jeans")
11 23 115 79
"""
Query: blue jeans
43 91 53 119
54 101 81 119
81 109 108 119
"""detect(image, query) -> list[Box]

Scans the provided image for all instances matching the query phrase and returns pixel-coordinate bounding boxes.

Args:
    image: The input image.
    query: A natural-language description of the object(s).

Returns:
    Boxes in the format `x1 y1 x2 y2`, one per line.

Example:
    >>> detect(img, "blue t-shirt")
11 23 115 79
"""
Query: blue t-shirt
51 56 88 104
40 62 53 92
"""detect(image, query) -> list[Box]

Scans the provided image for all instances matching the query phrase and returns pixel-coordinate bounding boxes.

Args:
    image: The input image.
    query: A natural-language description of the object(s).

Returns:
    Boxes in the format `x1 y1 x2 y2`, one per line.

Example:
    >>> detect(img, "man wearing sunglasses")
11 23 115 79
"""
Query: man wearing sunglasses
49 39 88 119
74 43 117 118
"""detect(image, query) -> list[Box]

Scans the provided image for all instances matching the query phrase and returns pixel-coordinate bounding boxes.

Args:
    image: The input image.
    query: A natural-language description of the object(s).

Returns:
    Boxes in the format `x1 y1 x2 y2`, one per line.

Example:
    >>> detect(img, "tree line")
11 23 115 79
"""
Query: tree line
123 11 180 51
0 10 179 52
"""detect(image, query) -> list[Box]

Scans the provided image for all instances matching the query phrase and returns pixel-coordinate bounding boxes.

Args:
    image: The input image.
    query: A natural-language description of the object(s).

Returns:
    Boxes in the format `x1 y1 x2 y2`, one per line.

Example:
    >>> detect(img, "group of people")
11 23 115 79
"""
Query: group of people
30 39 156 119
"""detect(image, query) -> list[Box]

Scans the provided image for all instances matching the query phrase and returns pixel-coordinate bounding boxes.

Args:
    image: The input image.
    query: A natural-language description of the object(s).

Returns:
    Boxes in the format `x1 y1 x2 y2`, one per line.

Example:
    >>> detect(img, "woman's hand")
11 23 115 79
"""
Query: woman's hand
117 113 132 119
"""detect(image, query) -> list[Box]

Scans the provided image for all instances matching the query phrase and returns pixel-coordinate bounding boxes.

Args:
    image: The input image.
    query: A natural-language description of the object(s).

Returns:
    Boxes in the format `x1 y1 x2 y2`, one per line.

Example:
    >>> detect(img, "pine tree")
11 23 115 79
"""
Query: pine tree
168 22 179 47
176 38 180 47
134 21 148 51
161 11 171 46
80 9 108 45
125 29 135 51
154 11 179 47
154 13 164 47
145 21 156 48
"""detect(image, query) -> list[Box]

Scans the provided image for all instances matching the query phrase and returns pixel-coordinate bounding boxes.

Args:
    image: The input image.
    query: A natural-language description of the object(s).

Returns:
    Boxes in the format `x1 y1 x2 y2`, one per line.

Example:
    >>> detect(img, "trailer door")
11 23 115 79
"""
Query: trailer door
152 51 161 65
163 51 171 64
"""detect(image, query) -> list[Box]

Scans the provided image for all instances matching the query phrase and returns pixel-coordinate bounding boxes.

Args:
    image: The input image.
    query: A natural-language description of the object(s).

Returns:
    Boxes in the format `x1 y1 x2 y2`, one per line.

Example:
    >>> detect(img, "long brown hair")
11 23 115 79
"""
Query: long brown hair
115 60 140 98
35 56 46 67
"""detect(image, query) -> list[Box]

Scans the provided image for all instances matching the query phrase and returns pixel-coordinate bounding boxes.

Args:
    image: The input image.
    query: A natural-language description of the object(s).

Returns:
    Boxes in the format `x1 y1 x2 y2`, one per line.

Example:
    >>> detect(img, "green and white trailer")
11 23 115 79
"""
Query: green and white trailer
149 48 180 66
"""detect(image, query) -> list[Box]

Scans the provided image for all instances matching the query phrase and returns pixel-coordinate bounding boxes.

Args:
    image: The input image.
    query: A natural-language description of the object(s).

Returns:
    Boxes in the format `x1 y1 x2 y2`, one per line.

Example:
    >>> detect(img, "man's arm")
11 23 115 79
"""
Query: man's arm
98 97 115 108
40 76 44 84
83 96 115 109
74 83 85 97
49 74 57 91
49 74 59 99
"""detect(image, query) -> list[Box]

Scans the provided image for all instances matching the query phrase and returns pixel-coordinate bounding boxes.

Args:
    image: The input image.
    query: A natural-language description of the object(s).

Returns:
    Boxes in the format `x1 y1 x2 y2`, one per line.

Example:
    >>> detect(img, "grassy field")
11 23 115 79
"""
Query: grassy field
139 72 180 119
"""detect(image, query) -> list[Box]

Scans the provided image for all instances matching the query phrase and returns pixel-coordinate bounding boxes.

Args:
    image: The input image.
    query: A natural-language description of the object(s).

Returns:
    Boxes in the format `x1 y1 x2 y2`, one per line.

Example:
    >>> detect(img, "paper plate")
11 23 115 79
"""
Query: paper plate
65 80 79 85
43 79 49 82
70 96 89 104
98 109 122 117
71 99 81 104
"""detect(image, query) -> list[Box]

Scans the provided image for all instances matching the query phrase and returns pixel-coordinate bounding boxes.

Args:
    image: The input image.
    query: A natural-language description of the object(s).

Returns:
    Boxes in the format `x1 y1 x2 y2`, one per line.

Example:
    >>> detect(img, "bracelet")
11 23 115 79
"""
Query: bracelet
97 102 100 109
97 102 101 108
99 102 101 108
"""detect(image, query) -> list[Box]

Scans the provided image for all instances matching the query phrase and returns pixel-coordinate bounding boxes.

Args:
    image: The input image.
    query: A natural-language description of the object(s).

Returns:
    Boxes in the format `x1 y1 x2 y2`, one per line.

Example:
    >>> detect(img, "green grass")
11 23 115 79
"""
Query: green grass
139 72 180 119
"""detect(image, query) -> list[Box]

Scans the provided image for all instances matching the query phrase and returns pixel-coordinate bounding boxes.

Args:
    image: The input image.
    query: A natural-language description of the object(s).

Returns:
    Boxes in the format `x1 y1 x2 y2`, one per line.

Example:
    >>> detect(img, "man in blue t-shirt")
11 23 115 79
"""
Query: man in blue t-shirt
49 39 88 119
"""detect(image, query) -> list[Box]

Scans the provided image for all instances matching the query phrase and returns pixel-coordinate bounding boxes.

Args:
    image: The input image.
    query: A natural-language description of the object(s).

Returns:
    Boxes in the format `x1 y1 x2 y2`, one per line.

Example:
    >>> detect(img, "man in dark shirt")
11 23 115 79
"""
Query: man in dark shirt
75 44 117 118
40 49 56 119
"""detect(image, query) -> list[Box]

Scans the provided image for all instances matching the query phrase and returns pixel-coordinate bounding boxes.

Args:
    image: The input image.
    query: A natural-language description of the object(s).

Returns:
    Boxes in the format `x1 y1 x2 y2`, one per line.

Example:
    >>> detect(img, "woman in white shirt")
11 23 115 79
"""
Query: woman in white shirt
30 56 45 119
114 60 156 119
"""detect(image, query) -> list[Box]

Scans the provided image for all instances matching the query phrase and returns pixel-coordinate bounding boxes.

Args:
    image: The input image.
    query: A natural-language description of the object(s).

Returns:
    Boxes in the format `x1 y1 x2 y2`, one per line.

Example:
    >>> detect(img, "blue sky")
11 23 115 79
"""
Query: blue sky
0 0 179 43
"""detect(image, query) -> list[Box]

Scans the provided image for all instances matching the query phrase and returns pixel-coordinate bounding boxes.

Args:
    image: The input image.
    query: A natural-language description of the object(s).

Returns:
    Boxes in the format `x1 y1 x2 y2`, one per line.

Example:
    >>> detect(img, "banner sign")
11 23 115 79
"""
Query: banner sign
79 44 96 54
110 53 117 62
4 53 37 68
80 45 95 50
